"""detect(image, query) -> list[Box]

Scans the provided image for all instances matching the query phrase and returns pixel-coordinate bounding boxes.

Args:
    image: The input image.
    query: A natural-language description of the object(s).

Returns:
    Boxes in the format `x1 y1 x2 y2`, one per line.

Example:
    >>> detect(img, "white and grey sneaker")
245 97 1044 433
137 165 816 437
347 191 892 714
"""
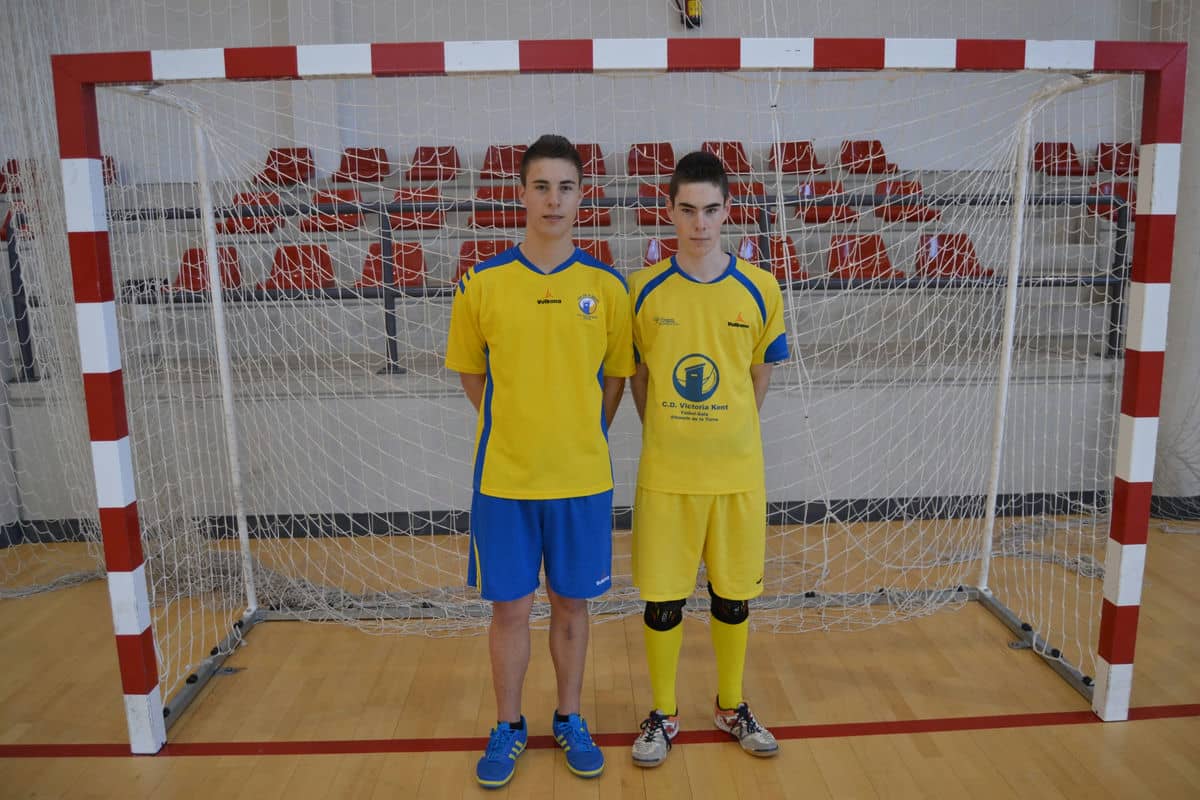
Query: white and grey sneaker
713 699 779 757
631 709 679 768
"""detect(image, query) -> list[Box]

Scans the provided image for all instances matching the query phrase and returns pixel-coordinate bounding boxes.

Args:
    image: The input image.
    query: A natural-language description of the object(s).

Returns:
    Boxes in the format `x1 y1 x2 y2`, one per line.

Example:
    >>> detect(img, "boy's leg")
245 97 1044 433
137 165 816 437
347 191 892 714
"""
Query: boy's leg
491 593 535 722
546 586 588 715
708 585 750 709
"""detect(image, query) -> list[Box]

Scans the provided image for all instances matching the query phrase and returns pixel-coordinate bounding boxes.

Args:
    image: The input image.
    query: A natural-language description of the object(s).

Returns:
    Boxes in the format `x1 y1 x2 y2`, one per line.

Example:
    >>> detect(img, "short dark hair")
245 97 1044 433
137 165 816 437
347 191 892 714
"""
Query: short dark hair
520 134 583 184
669 150 729 202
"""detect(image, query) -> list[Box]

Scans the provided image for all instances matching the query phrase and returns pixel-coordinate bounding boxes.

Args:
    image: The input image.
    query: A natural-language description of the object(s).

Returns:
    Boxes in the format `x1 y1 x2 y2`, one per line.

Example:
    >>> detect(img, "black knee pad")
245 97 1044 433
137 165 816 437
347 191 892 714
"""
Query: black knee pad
643 599 686 632
708 584 749 625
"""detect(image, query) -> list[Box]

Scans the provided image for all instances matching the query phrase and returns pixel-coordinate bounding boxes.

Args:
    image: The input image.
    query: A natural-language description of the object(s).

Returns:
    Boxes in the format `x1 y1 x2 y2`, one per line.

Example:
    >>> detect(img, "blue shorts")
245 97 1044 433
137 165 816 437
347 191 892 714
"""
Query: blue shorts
468 490 613 602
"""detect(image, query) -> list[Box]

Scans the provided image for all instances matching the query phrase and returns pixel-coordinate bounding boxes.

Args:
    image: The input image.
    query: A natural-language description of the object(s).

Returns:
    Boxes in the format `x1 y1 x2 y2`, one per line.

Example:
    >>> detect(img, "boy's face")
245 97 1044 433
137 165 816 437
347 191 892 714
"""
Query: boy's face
669 180 731 261
519 157 581 241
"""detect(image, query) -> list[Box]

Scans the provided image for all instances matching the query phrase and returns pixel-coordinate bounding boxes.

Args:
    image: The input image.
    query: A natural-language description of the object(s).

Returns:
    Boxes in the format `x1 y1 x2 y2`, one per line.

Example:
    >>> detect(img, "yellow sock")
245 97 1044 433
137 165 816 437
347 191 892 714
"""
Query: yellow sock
642 622 683 714
710 617 749 709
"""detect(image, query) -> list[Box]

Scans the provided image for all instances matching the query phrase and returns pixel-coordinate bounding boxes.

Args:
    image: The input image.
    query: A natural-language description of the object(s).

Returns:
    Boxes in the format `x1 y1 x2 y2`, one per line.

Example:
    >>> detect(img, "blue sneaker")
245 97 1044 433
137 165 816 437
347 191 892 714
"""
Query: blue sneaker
552 712 605 778
475 718 528 789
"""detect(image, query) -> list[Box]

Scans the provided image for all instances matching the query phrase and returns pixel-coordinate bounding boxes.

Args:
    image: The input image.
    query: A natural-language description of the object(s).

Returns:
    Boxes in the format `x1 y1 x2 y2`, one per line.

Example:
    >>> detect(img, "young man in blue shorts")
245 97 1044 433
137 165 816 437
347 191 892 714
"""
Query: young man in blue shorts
446 134 634 788
627 151 789 767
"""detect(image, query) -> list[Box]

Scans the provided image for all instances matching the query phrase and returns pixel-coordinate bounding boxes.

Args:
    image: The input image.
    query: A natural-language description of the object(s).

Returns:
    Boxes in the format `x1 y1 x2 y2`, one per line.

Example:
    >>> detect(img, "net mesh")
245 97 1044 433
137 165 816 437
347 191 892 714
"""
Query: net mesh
0 0 1191 706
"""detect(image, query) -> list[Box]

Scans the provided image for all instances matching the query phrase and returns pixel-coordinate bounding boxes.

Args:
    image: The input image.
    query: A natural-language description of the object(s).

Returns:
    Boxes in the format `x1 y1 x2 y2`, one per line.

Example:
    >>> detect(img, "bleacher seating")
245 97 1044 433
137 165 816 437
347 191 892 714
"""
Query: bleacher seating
470 186 526 228
1033 142 1094 177
637 183 672 226
575 238 614 265
644 237 679 265
333 148 391 183
406 146 461 181
258 244 335 290
873 179 940 223
218 192 283 234
701 141 751 174
738 235 808 281
356 242 425 288
577 143 607 177
481 145 527 179
169 246 243 291
578 185 612 227
828 234 904 279
839 140 897 174
1 202 29 242
457 239 516 281
1096 142 1138 176
255 147 315 186
388 186 445 230
299 189 364 232
729 181 771 225
1088 181 1135 222
627 142 675 177
769 141 824 175
795 180 857 224
913 234 992 278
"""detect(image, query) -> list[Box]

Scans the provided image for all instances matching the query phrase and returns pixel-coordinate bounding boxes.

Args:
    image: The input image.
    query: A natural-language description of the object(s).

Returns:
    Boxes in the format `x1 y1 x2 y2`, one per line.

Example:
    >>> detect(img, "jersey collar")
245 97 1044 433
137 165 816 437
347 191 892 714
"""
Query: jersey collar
514 244 580 275
670 252 735 284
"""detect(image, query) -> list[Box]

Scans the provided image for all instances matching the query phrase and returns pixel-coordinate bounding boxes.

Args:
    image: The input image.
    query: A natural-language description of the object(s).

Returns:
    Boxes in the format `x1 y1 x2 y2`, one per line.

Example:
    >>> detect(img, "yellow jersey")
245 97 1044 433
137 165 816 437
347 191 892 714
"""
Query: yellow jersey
446 245 635 499
630 254 789 495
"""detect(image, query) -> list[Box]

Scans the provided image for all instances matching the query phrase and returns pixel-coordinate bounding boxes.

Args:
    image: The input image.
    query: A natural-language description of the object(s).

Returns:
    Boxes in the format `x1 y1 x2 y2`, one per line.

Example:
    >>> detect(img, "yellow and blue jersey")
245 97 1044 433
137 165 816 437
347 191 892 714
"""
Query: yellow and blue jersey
630 254 789 495
446 245 635 500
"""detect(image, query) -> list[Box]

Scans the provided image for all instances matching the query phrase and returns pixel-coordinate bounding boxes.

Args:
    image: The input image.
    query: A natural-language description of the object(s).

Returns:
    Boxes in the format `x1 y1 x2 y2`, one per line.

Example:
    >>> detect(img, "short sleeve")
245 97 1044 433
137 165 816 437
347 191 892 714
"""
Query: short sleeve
603 276 636 378
445 271 488 374
754 278 789 364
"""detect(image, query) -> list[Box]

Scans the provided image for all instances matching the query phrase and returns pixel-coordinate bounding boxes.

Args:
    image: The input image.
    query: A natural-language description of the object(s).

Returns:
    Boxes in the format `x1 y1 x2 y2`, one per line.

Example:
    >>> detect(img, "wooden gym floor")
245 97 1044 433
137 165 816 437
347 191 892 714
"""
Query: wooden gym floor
1 523 1198 798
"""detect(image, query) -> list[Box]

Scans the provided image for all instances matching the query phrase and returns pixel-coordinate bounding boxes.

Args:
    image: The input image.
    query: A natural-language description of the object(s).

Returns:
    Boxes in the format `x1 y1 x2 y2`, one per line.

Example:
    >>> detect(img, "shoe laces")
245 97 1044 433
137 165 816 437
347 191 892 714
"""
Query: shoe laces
640 711 671 744
733 704 762 734
560 716 599 752
485 725 520 760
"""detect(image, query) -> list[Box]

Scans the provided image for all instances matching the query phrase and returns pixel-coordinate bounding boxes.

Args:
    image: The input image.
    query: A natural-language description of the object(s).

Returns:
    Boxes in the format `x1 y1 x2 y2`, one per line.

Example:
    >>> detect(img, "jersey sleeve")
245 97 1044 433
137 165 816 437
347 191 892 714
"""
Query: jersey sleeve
603 275 636 378
754 278 790 364
445 271 488 374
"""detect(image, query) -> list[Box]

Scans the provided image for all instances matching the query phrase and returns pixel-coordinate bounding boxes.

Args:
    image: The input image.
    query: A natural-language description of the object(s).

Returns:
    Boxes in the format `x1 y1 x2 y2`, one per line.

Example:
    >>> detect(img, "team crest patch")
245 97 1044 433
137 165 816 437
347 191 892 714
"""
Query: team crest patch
577 294 599 317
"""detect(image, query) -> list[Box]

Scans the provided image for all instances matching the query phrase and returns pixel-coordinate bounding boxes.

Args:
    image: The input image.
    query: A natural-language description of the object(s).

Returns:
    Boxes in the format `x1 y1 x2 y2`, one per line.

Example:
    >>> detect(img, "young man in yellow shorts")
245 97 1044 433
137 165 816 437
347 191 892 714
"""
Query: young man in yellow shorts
446 135 634 788
627 150 788 767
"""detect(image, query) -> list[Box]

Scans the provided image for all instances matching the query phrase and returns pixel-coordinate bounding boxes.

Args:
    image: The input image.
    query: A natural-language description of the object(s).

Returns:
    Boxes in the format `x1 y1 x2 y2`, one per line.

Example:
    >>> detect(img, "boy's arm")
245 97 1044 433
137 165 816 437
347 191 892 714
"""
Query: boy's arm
459 372 486 412
751 363 773 411
603 377 625 427
631 363 649 421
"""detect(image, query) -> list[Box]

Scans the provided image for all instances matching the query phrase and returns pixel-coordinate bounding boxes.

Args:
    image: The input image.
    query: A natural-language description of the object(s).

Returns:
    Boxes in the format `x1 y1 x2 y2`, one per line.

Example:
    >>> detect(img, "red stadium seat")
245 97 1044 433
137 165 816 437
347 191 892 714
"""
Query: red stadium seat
101 155 118 185
299 189 363 232
258 244 336 290
470 185 526 228
702 141 751 174
333 147 391 182
217 192 283 234
388 186 445 230
795 180 857 224
643 237 679 266
1088 181 1136 222
729 181 771 225
769 141 824 175
913 234 992 278
169 246 242 291
481 145 527 179
838 140 897 174
578 184 612 227
575 238 614 265
828 234 903 279
406 146 461 181
1033 142 1094 177
1096 142 1138 176
356 242 425 288
0 201 29 242
637 183 672 226
738 235 808 281
255 147 314 186
577 143 607 177
873 179 940 223
457 239 516 281
2 159 27 194
627 142 675 176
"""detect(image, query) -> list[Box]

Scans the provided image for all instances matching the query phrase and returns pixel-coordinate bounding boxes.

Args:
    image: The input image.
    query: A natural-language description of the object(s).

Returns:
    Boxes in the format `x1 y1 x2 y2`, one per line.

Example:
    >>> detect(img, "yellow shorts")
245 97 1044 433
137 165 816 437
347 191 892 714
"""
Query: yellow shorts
631 487 766 602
